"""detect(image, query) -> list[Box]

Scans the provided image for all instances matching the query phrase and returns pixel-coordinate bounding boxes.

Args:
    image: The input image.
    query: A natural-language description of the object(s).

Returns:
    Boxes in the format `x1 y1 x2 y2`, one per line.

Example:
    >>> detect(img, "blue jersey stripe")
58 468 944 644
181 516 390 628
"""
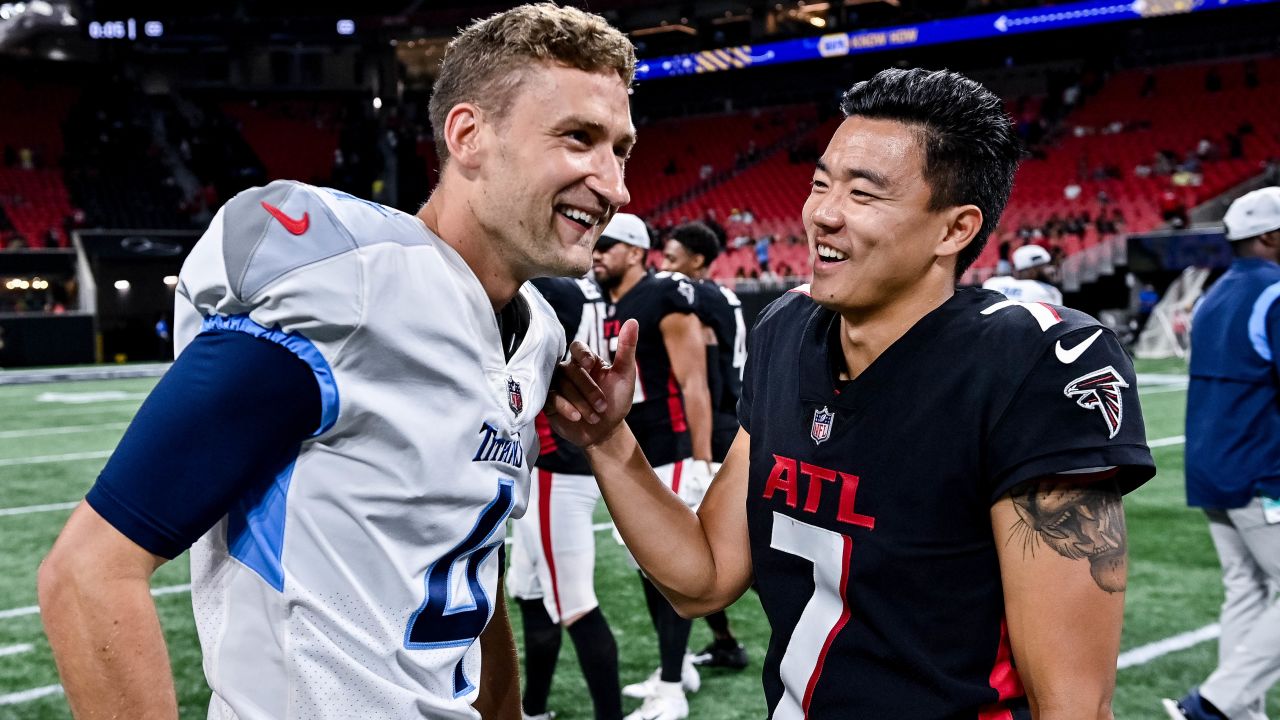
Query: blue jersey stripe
202 314 340 435
1246 280 1280 362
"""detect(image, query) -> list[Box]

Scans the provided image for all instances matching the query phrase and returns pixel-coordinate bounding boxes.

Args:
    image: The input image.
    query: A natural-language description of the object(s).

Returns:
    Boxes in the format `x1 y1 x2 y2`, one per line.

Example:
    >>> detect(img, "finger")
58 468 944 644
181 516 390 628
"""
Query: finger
559 361 608 416
567 341 597 373
543 389 578 422
607 319 639 377
553 377 600 424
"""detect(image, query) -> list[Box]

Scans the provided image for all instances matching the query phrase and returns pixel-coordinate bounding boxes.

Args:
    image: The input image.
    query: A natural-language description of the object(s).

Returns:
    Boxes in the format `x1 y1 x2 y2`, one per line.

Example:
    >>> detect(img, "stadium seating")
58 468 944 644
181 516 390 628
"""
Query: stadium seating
625 104 818 218
975 57 1280 273
0 76 79 248
221 100 343 186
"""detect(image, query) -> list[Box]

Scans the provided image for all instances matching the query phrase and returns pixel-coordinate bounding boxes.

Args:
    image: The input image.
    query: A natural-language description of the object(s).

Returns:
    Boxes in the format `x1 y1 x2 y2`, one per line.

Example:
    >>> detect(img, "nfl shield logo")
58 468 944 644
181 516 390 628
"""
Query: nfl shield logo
810 406 834 445
507 377 524 417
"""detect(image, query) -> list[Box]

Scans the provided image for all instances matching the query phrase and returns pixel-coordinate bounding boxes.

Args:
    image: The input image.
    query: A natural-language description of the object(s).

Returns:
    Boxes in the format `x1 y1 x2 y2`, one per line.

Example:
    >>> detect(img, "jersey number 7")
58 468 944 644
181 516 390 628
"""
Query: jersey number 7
404 478 516 698
770 512 853 719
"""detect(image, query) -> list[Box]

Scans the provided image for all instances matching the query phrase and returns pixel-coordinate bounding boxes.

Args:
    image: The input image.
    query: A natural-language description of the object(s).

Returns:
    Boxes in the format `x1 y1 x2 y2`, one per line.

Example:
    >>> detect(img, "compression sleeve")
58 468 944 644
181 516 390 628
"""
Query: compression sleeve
85 330 322 559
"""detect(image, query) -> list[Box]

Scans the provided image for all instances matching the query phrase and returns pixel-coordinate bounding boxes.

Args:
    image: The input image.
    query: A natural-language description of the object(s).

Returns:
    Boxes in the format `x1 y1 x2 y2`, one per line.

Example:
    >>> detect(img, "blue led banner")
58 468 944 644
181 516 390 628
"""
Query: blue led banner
635 0 1280 81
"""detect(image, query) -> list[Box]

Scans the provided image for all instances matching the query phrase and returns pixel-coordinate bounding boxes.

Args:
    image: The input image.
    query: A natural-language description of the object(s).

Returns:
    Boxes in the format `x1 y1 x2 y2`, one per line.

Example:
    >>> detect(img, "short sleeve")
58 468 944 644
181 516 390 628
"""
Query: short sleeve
85 330 321 559
986 326 1156 501
660 274 697 317
173 181 362 433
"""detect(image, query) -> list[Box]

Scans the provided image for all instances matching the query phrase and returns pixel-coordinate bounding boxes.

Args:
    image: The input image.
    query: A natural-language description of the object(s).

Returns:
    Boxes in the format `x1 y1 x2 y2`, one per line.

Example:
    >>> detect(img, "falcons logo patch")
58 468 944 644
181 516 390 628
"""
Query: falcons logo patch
1063 366 1128 439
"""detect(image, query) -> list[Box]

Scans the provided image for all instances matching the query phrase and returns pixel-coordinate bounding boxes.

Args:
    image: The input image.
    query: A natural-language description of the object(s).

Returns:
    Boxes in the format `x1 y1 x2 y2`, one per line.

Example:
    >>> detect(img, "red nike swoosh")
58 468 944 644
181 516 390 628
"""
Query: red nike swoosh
261 201 309 235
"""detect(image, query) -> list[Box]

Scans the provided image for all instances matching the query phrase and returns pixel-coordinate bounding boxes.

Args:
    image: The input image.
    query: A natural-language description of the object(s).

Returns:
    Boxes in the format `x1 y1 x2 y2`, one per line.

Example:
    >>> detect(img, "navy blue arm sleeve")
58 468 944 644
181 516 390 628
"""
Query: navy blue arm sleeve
85 329 322 559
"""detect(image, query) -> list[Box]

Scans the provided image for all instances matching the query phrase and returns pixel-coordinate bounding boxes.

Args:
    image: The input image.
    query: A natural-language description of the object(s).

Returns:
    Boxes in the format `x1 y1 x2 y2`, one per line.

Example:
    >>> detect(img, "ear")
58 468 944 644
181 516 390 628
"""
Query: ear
442 103 486 170
935 205 984 261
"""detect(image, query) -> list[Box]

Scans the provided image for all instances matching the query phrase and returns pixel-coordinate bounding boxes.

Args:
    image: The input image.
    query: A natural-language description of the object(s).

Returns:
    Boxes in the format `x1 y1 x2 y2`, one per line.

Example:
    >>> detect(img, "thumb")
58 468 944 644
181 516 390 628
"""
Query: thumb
610 319 639 376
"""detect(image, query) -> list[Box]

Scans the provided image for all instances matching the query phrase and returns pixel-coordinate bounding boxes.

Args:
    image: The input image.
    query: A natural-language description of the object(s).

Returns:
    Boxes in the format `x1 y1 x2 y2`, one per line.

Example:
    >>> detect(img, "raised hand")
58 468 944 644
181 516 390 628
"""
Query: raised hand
545 318 638 448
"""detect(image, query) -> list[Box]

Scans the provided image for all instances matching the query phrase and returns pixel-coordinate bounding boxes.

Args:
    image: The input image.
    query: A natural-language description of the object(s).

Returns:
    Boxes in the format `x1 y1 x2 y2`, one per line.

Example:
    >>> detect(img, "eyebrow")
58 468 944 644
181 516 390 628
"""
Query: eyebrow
561 116 637 152
815 159 891 189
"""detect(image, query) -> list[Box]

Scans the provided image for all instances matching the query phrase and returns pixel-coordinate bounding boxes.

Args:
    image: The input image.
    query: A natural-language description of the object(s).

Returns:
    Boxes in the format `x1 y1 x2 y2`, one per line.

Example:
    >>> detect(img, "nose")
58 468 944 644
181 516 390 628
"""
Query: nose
586 149 630 212
808 191 845 234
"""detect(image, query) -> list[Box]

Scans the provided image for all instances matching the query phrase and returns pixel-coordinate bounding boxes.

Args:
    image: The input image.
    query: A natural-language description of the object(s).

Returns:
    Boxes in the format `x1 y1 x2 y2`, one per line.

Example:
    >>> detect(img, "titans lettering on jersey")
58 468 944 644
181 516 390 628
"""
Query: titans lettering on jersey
738 286 1154 719
174 180 564 720
530 276 609 475
603 271 697 467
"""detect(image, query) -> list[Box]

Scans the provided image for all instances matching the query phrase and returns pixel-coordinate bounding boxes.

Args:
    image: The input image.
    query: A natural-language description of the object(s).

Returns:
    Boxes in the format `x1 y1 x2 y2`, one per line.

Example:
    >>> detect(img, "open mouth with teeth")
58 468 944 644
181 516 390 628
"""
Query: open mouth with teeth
815 243 849 263
556 205 602 231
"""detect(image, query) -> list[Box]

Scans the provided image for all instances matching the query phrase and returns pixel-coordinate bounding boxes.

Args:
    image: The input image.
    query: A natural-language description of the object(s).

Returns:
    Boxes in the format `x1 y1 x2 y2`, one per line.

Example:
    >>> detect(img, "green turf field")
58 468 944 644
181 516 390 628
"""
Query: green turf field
0 361 1271 719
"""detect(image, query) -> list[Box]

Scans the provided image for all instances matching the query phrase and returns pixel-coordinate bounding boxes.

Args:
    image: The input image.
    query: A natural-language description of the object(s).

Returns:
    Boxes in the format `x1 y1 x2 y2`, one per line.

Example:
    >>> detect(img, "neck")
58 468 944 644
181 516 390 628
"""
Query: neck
418 190 521 313
609 265 646 302
835 274 955 380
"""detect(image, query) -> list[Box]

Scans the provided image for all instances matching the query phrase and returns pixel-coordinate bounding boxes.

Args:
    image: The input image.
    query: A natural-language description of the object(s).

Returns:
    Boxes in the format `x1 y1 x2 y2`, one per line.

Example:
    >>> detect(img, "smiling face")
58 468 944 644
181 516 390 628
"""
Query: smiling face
471 62 635 279
803 116 974 315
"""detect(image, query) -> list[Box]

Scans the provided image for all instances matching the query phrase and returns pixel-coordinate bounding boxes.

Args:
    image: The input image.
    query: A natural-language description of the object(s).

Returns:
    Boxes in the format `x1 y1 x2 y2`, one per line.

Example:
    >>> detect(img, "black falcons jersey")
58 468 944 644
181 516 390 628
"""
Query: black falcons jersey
604 271 697 468
530 276 608 475
691 278 747 461
739 286 1155 720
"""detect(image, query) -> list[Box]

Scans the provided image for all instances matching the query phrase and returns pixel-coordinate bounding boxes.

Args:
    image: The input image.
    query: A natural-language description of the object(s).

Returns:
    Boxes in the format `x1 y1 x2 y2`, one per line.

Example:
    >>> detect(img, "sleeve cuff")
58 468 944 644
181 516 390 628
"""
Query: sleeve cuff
85 483 189 560
989 444 1156 503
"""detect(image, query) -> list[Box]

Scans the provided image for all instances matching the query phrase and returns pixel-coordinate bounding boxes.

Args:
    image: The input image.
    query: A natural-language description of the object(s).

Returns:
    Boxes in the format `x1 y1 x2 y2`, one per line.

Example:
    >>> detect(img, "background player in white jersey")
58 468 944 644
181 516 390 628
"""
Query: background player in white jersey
36 5 635 719
509 275 624 720
658 222 751 671
982 243 1064 304
592 213 714 720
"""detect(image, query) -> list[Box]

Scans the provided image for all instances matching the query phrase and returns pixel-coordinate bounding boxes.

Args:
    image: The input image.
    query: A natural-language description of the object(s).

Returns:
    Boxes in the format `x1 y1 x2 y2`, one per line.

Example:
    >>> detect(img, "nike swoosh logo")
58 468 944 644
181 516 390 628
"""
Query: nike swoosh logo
261 201 309 235
1055 328 1103 364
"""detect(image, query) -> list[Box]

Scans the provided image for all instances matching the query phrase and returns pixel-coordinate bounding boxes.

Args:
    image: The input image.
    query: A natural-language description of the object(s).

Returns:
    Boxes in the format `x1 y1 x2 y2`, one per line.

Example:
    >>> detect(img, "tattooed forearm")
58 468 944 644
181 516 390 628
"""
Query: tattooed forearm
1009 479 1128 593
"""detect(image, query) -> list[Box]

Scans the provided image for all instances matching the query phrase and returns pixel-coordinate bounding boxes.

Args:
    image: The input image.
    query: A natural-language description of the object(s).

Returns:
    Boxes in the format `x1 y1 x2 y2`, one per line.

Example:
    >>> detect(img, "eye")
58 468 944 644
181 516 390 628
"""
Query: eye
567 130 591 146
850 188 877 200
810 178 828 191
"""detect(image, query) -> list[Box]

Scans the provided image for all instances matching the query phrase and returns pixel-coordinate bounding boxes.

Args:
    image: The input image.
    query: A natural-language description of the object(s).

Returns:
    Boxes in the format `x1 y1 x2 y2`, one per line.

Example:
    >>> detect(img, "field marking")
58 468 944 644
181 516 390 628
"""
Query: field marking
1140 384 1190 396
0 501 79 517
0 684 63 705
0 450 112 467
0 583 193 621
35 391 149 405
0 422 129 439
0 643 33 657
1118 623 1220 669
1149 435 1186 448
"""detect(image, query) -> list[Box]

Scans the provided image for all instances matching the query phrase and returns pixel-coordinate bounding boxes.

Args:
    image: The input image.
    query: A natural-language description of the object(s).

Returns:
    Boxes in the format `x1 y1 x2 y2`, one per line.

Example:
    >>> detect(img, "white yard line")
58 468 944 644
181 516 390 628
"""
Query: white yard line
0 583 192 621
0 422 128 439
0 684 63 705
0 502 78 517
0 450 112 467
1118 623 1220 669
0 643 33 658
1140 384 1191 396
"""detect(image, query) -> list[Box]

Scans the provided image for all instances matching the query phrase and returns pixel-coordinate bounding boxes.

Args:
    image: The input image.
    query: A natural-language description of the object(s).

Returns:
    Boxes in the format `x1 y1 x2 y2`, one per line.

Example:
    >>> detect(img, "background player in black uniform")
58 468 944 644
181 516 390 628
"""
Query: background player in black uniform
551 68 1156 719
658 222 751 671
591 213 714 720
510 275 623 720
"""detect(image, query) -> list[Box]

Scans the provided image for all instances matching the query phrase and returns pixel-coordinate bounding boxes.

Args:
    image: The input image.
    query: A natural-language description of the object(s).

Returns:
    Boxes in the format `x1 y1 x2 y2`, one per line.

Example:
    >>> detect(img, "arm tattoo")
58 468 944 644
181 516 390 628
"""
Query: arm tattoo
1009 479 1128 593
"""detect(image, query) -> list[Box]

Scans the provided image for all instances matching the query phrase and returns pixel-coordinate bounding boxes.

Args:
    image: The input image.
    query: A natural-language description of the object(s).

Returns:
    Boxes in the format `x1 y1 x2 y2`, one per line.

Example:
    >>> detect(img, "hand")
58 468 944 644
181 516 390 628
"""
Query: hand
545 319 639 448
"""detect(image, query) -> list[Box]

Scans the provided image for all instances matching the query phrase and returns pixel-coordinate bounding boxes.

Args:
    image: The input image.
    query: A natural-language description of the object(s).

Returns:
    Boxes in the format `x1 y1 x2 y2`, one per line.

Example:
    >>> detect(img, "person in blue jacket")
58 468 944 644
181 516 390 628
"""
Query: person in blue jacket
1165 186 1280 720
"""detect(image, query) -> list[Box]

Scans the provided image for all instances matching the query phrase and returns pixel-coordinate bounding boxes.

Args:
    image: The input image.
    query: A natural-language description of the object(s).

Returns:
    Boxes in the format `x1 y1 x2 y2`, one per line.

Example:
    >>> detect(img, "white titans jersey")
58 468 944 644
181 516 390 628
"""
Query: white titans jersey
981 275 1064 305
174 180 564 720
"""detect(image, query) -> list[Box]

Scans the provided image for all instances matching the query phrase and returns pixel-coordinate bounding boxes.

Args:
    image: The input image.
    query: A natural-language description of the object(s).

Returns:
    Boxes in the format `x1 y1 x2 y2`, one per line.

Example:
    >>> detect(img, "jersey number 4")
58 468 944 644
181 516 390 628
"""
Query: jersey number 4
770 512 852 719
404 478 515 698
